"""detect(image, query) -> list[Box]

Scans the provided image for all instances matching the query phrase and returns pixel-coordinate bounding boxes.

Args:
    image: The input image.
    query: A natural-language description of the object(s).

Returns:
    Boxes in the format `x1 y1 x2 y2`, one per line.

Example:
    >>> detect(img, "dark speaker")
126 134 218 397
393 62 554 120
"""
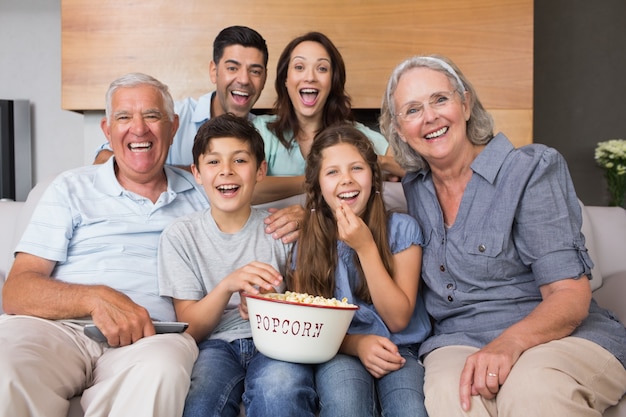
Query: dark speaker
0 100 31 201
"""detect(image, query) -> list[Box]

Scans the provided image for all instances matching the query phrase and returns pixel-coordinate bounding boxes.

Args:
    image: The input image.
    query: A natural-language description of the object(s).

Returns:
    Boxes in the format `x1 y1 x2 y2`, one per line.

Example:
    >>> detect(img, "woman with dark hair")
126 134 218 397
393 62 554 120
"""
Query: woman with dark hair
252 32 404 204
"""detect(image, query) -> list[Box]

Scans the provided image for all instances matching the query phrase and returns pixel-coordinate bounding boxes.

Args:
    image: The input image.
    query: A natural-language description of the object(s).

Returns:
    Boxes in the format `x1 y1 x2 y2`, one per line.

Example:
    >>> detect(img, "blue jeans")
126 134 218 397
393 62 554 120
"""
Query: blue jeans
316 345 427 417
183 338 317 417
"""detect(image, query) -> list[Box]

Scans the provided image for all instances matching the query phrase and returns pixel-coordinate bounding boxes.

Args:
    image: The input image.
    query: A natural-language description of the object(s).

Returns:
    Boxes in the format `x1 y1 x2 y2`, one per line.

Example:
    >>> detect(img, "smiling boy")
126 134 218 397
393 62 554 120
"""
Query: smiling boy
157 114 317 417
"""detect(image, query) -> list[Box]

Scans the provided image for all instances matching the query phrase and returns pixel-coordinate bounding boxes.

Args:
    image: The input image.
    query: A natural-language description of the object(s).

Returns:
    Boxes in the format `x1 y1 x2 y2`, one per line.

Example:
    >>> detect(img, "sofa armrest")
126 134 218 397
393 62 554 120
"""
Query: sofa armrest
0 201 25 279
0 201 25 315
585 206 626 278
593 271 626 325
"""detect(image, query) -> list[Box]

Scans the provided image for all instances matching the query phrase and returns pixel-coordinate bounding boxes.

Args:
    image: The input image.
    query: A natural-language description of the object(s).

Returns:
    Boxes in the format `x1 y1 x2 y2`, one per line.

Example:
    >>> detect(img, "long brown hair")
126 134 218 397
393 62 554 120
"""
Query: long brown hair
267 32 354 150
287 124 393 303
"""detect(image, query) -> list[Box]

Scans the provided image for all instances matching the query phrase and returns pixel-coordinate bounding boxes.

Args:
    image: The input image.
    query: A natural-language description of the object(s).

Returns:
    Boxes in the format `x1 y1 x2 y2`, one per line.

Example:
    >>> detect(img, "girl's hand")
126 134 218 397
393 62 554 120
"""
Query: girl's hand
335 202 374 251
353 334 405 378
238 291 250 320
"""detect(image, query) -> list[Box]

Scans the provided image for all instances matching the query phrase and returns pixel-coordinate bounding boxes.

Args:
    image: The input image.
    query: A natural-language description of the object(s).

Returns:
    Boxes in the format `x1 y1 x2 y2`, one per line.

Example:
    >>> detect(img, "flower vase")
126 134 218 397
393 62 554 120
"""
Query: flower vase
606 168 626 207
595 139 626 208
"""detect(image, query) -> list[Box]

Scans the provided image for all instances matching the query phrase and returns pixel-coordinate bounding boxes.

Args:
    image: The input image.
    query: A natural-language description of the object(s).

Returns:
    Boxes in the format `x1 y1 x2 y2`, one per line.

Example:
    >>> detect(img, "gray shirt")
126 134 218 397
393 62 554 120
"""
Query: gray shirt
403 133 626 368
158 207 291 342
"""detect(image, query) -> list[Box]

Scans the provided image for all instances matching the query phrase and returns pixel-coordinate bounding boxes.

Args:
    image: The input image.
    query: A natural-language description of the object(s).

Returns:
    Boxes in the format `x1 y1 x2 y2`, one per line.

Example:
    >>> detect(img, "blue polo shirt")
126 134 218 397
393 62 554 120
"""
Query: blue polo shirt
15 157 209 321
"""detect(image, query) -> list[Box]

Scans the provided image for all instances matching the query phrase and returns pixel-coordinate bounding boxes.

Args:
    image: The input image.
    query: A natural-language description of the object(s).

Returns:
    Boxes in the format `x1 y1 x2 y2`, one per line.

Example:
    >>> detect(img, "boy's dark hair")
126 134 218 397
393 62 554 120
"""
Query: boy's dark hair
213 26 269 68
192 113 266 168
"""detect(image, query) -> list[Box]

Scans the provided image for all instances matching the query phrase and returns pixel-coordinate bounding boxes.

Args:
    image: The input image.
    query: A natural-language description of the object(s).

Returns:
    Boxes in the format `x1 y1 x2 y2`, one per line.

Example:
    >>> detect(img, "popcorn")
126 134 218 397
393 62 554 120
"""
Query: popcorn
261 291 355 308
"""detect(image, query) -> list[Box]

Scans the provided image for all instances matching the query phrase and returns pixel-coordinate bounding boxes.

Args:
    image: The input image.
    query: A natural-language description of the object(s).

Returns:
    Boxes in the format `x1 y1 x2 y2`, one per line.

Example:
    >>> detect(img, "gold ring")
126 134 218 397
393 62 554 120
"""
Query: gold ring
487 372 497 378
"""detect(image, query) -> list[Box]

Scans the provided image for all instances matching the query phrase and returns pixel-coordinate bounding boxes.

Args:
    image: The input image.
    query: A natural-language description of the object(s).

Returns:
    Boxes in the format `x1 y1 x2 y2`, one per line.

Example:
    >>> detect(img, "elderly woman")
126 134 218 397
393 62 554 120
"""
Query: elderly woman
380 54 626 416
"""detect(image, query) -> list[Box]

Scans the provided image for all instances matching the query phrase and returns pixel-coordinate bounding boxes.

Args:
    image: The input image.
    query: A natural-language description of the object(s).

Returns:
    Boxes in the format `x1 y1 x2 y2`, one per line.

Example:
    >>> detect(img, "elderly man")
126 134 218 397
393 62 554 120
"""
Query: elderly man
93 26 304 238
94 25 269 169
0 73 208 417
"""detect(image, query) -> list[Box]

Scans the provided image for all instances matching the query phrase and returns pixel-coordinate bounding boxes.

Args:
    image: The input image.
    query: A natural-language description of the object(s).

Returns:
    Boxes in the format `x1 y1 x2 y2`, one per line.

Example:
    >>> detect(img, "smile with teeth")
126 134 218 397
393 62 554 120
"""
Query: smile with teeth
232 90 250 98
217 184 240 194
128 142 152 152
425 126 448 139
338 191 359 200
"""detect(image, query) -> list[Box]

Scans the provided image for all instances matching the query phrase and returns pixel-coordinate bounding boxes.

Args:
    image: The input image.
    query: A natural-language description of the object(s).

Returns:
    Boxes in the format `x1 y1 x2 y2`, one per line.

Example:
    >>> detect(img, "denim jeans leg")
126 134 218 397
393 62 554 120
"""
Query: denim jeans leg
244 350 317 417
183 339 245 417
376 345 427 417
316 353 377 417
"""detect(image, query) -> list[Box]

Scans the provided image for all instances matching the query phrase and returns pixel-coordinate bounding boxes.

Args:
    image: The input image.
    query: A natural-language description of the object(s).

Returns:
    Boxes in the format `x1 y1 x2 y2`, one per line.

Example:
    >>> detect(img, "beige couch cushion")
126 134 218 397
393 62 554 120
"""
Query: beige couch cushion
0 201 24 280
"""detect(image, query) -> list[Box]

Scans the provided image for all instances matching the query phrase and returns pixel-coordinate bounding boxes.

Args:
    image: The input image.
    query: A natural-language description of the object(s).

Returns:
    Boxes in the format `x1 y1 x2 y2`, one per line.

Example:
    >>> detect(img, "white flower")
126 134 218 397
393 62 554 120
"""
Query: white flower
595 139 626 206
595 139 626 172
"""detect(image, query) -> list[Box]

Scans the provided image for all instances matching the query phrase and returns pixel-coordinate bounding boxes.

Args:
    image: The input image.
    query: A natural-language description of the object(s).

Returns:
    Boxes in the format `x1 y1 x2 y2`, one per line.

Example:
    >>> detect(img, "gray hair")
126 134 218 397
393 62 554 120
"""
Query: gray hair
380 55 494 172
104 73 175 124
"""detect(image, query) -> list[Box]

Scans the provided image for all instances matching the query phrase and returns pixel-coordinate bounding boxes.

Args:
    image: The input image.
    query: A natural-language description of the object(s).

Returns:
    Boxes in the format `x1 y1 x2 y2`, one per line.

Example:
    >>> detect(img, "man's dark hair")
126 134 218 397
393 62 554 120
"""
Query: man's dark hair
213 26 269 67
192 113 266 168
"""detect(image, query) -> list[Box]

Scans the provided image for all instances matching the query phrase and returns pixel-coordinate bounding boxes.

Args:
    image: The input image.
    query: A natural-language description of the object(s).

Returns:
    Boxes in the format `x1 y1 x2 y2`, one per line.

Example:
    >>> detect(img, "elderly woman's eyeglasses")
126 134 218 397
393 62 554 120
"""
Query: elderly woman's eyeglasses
394 91 458 123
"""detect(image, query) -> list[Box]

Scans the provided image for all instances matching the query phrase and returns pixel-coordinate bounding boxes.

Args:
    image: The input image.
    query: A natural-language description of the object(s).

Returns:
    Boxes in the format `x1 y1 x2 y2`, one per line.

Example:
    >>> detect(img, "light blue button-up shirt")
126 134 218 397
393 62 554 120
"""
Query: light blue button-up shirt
16 158 209 321
170 92 257 166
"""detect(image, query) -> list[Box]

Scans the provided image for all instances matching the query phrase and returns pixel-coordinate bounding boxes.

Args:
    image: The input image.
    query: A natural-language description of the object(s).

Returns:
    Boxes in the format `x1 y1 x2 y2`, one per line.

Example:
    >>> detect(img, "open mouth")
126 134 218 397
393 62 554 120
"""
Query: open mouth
217 184 240 195
231 90 250 105
128 142 152 152
425 126 448 140
300 88 319 106
338 191 359 201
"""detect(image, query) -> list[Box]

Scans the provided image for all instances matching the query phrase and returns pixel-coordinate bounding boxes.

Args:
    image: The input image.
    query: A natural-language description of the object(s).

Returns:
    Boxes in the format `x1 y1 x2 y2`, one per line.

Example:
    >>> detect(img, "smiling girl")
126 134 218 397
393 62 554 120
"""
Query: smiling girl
287 124 431 417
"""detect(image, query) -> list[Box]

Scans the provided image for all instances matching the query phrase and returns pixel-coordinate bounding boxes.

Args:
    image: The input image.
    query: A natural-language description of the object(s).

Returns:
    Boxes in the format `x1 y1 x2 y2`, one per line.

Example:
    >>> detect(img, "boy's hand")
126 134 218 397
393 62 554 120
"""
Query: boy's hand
237 273 280 321
223 261 283 295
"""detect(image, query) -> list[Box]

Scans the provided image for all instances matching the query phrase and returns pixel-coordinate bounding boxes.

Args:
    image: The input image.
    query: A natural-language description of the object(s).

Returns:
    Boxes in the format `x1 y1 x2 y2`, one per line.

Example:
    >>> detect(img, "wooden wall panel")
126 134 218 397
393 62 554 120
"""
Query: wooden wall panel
61 0 533 144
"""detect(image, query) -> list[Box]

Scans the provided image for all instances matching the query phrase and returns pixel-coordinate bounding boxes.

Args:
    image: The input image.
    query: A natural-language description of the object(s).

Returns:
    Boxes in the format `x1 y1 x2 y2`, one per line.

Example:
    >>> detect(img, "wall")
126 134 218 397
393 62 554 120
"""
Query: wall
0 0 84 188
534 0 626 206
62 0 533 148
4 0 625 206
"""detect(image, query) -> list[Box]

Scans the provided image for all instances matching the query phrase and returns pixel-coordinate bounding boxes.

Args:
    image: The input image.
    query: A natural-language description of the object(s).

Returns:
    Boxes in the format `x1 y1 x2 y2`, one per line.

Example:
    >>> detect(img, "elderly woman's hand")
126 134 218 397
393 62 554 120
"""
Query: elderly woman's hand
458 277 592 412
263 204 305 244
458 336 524 410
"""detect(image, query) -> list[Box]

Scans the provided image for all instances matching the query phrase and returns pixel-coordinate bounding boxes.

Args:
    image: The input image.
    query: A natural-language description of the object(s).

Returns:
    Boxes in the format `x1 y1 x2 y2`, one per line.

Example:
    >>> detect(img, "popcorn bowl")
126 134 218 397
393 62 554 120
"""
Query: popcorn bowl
243 292 358 364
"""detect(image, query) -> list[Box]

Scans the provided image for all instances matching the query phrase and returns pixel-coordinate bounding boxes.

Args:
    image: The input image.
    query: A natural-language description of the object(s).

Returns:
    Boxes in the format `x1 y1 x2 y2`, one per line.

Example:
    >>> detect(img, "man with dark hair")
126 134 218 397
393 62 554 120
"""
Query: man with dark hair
95 26 268 169
94 26 303 242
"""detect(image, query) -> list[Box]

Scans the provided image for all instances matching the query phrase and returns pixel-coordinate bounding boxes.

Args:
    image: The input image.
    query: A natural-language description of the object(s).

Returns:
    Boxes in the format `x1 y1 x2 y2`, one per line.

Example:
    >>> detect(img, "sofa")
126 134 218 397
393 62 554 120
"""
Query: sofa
1 178 625 417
